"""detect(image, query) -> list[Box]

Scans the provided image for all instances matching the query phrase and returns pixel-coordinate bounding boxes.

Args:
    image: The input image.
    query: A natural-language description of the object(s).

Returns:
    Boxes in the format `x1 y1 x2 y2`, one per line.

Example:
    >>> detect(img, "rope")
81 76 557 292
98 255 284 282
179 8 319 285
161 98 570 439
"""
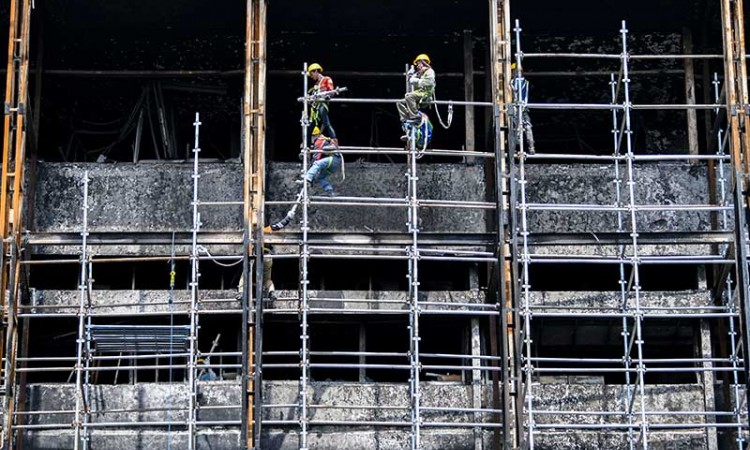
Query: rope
431 94 453 130
198 245 244 267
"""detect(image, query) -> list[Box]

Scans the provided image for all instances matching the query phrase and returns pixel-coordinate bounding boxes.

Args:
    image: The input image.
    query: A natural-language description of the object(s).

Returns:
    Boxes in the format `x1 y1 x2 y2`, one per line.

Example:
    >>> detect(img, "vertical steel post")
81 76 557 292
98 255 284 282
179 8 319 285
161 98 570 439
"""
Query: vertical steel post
73 172 90 450
299 63 311 450
610 72 636 450
188 113 202 450
619 21 650 449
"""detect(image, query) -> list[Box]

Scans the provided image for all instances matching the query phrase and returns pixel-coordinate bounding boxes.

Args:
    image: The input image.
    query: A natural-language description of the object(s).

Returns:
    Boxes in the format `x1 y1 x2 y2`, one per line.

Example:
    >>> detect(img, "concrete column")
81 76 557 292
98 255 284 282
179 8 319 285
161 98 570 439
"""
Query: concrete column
471 317 483 449
464 30 476 165
697 321 719 450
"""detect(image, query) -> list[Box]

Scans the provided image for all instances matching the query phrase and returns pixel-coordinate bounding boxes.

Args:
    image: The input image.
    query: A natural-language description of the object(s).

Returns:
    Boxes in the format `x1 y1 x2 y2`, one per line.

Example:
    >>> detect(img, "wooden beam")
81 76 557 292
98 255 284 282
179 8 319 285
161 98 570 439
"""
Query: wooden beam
683 27 699 159
464 30 476 164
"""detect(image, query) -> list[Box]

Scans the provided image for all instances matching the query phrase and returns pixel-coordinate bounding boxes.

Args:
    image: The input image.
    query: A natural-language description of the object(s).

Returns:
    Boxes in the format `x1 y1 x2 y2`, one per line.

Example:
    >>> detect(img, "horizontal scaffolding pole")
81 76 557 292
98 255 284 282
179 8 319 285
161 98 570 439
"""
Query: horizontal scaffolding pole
521 52 725 60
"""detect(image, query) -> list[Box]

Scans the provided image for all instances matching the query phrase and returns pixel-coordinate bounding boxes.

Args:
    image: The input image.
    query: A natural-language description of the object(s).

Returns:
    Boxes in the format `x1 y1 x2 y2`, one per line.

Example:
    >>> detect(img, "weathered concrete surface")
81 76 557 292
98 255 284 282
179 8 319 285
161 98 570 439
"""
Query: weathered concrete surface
266 162 487 233
29 289 712 315
33 162 244 233
24 382 711 449
32 162 717 237
268 290 486 312
25 430 240 450
525 163 718 233
30 289 240 315
529 290 712 313
25 383 240 425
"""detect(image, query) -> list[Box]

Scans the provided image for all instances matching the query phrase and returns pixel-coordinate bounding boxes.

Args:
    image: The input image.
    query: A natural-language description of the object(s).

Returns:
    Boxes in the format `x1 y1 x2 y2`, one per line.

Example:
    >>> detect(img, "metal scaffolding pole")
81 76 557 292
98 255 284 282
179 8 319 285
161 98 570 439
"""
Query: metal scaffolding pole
187 113 202 450
407 116 422 450
610 71 637 449
513 19 538 449
618 24 650 447
299 63 311 450
73 172 91 450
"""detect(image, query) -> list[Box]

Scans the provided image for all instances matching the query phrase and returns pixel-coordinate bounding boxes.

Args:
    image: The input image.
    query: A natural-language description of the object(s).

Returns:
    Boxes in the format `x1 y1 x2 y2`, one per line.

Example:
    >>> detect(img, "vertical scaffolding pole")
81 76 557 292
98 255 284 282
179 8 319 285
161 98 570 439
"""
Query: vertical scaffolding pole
619 21 650 449
407 124 422 450
1 0 33 446
299 63 311 450
712 73 746 449
610 72 636 450
188 113 202 450
513 19 539 449
73 172 90 450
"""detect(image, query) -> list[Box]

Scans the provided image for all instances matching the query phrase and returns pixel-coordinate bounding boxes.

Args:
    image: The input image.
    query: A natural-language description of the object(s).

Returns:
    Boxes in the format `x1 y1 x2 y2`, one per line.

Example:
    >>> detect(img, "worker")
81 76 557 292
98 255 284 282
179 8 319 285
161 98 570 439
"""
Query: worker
297 127 342 197
197 357 219 381
307 63 339 147
509 62 536 155
397 54 436 140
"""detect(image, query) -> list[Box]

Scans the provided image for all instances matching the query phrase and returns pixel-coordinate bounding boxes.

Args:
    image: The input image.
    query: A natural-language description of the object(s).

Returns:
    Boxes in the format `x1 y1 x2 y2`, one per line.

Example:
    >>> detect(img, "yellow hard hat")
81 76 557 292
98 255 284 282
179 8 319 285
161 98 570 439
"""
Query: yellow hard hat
511 63 517 70
308 63 323 73
413 54 431 65
312 126 321 135
197 358 206 364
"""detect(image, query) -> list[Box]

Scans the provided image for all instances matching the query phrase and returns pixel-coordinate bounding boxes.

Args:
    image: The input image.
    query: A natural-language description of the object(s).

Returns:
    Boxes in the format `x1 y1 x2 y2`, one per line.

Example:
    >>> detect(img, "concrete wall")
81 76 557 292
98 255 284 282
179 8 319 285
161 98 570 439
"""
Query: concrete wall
32 161 718 237
22 382 710 450
524 162 717 233
32 162 244 233
265 162 488 233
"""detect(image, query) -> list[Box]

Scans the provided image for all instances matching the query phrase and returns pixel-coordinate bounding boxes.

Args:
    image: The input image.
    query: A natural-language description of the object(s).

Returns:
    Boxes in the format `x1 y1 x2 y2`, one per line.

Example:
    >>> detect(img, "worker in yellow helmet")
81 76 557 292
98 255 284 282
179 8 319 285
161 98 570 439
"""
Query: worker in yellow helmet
296 126 342 197
397 54 436 141
307 63 339 147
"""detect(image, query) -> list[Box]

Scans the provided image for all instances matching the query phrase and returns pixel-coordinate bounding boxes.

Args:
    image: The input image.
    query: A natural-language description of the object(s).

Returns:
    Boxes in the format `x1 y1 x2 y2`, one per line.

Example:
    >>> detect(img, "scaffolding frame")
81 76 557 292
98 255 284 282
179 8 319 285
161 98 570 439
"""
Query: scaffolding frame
510 15 750 449
1 0 749 449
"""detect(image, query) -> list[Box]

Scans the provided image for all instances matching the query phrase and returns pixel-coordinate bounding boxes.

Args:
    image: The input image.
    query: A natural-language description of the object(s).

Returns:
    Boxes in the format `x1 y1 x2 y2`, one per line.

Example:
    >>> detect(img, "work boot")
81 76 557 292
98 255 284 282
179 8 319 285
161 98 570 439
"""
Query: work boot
295 178 311 185
400 134 409 142
527 145 536 155
326 190 337 198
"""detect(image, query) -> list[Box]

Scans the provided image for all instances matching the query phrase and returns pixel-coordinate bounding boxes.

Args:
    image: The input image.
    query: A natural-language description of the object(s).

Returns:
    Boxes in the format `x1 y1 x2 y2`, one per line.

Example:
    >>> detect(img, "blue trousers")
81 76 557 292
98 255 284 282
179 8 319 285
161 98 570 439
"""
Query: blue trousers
305 155 341 192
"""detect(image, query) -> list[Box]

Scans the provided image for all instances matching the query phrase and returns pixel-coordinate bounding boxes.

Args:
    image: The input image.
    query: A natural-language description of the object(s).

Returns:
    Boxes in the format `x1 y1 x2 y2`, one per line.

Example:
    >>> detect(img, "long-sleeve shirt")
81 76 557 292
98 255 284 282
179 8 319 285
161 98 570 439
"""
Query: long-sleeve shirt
413 68 435 97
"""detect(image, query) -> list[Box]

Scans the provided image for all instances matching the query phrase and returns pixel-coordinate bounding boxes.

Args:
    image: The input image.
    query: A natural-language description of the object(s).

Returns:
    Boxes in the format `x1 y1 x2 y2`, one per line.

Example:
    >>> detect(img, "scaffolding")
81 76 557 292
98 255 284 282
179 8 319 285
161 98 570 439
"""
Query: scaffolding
1 0 749 449
509 17 750 449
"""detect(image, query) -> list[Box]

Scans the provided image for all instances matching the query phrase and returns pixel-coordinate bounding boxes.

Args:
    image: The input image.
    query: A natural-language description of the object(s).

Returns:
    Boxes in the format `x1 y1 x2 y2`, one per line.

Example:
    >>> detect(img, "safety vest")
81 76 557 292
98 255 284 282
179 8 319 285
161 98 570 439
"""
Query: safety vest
313 136 338 161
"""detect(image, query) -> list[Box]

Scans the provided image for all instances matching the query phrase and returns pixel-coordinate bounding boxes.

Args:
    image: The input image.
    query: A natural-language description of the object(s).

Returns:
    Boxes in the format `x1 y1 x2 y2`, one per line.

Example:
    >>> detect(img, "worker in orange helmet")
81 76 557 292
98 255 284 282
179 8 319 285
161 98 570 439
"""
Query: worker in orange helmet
397 53 436 140
307 63 339 147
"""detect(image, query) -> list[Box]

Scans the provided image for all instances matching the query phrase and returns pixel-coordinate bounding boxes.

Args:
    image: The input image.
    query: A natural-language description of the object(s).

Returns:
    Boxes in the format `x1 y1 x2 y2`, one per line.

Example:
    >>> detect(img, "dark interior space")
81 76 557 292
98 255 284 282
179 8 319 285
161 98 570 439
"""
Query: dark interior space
36 0 246 162
270 258 472 291
533 317 700 384
23 314 240 383
263 316 466 382
1 0 734 162
529 263 699 291
28 258 242 291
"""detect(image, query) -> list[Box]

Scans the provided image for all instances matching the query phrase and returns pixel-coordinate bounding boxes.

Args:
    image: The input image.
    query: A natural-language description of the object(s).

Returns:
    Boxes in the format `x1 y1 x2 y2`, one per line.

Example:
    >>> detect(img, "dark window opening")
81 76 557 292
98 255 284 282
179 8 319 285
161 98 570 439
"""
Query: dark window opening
533 318 701 384
263 316 468 382
270 259 471 291
529 263 698 291
23 315 241 384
